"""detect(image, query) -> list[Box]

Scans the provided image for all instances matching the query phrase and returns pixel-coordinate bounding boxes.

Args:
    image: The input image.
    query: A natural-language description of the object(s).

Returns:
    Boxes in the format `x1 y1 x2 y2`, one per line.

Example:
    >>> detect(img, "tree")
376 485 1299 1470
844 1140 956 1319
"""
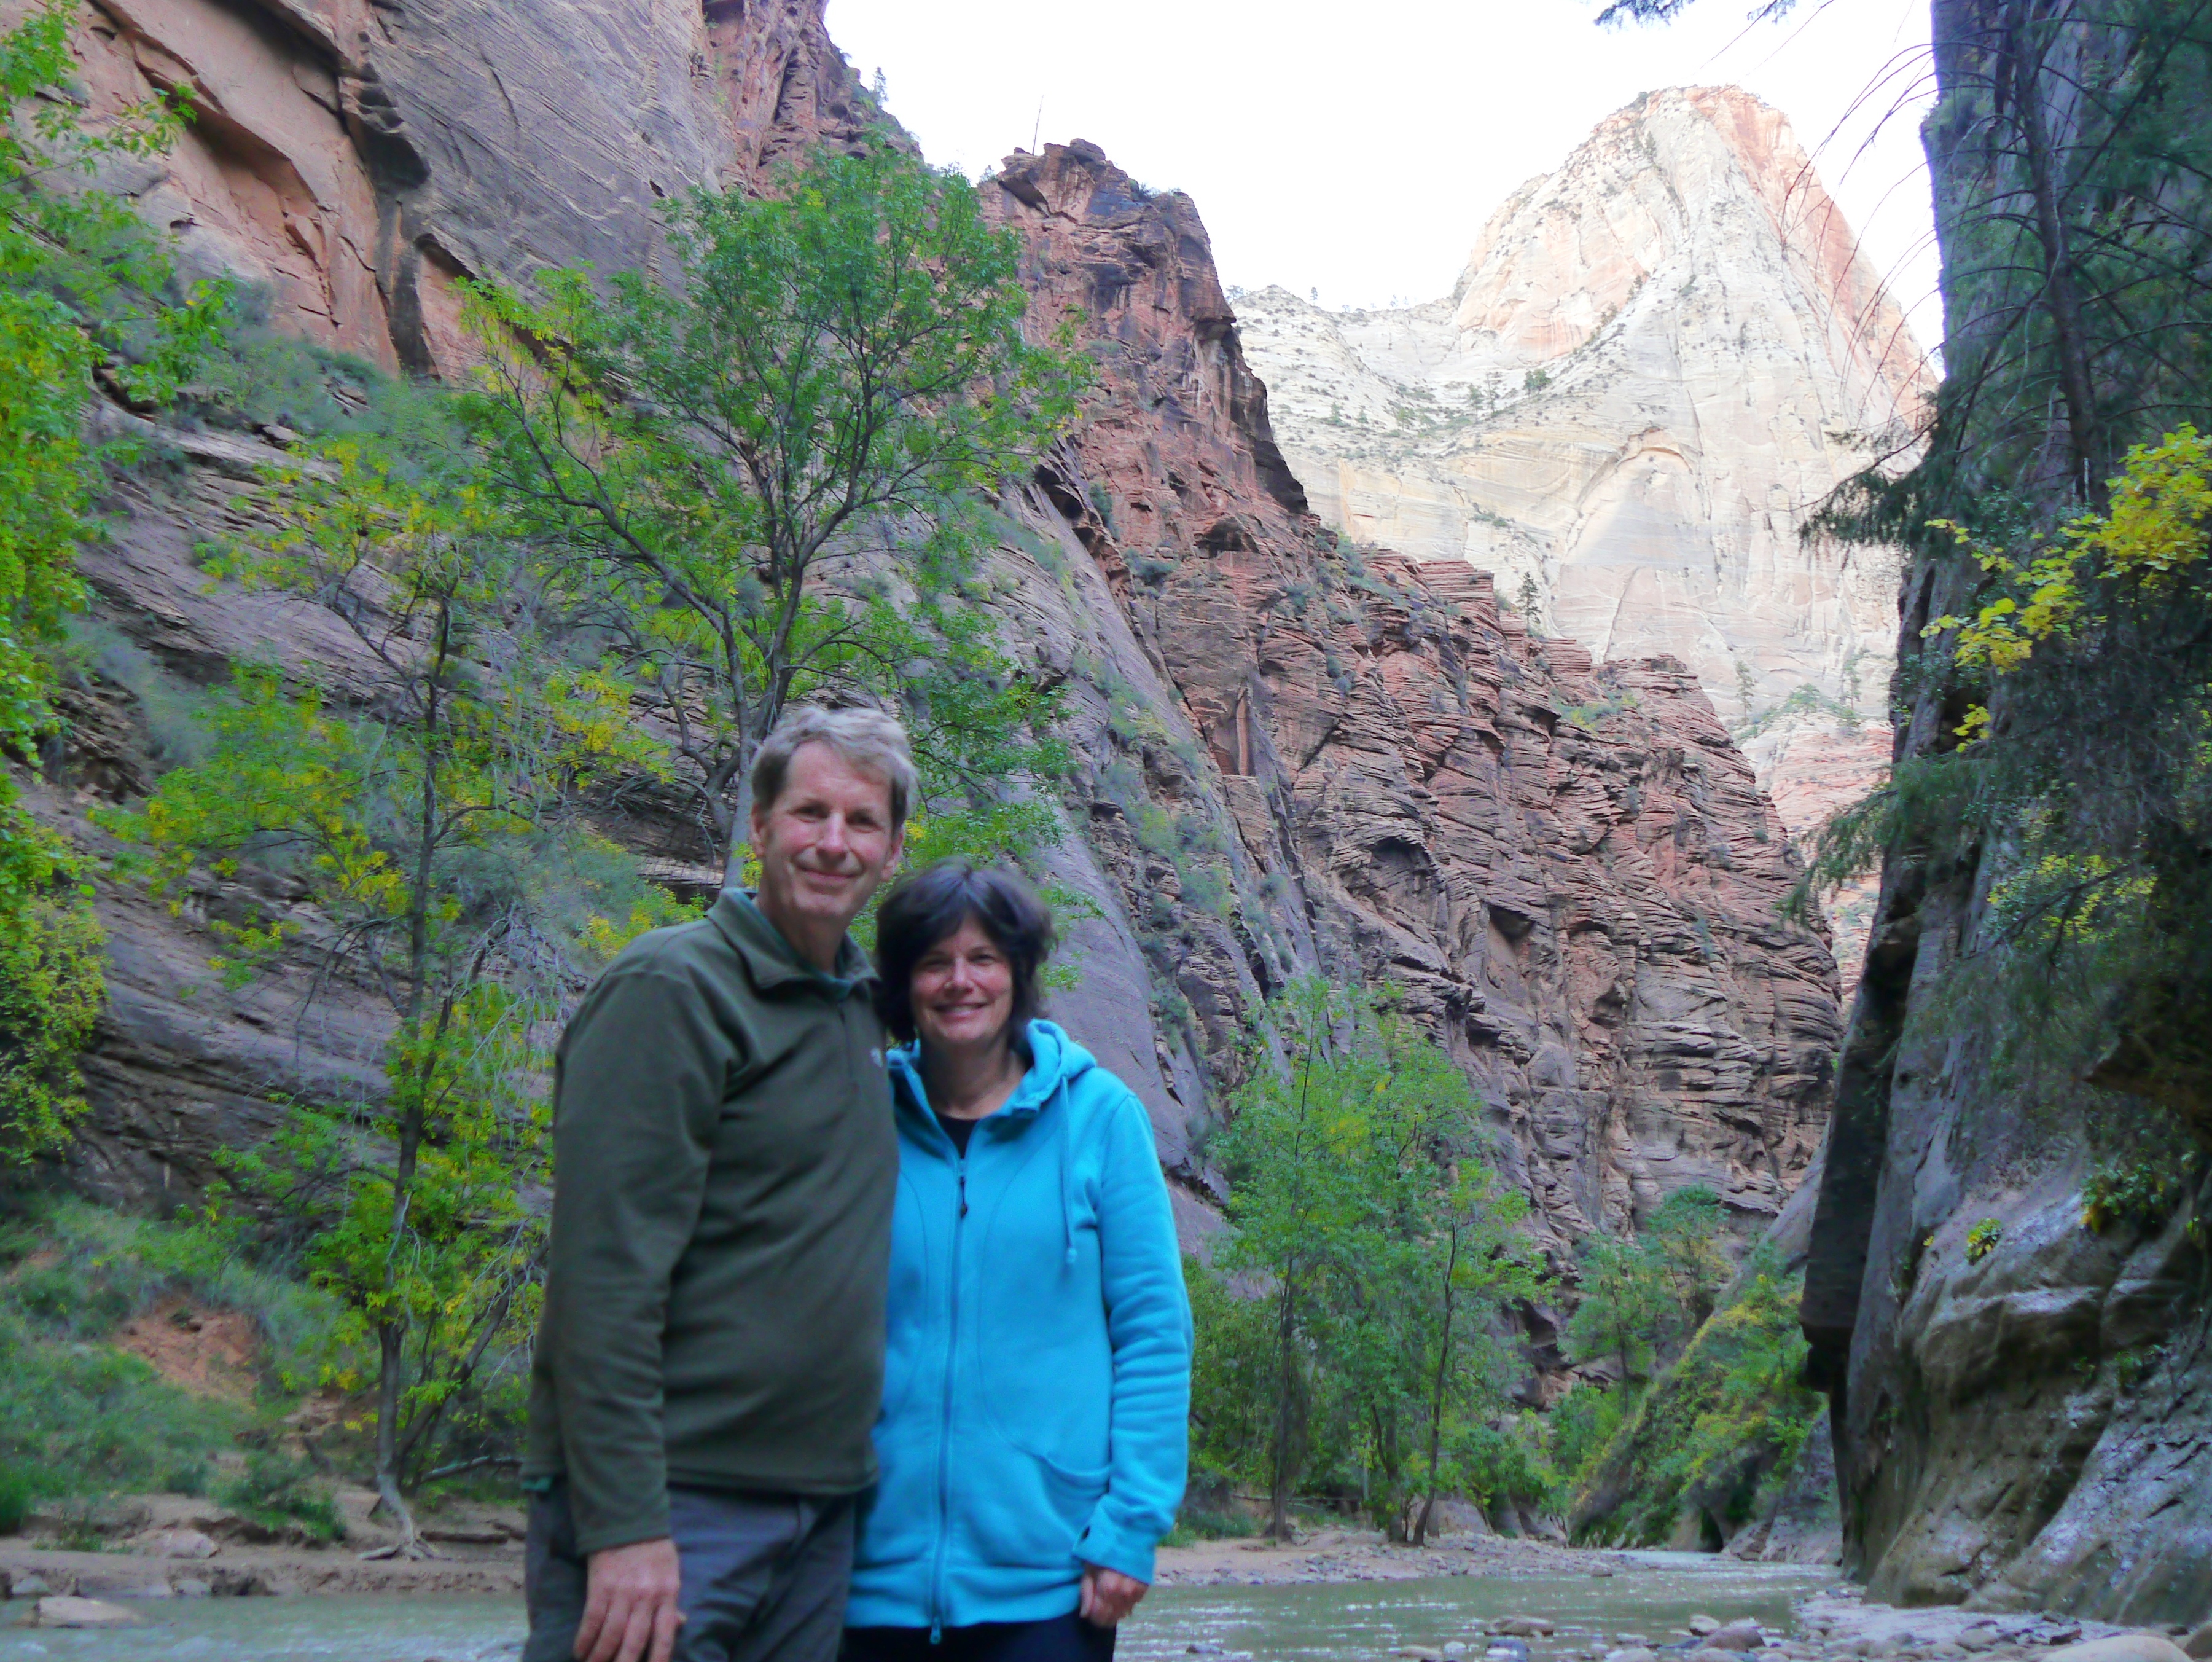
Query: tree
1200 979 1536 1539
107 422 673 1551
0 1 224 1158
1563 1185 1729 1385
462 147 1085 875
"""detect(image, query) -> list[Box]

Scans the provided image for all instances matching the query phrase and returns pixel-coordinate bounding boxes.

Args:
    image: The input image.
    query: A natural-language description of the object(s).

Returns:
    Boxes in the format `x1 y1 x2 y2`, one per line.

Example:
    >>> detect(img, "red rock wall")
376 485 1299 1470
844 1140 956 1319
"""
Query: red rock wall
983 141 1840 1263
25 1 1839 1274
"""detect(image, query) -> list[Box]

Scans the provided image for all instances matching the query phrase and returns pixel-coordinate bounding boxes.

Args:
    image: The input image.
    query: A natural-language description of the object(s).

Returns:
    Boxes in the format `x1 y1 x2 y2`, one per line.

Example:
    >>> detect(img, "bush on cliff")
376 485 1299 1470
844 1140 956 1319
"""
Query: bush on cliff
1567 1249 1823 1547
0 2 225 1161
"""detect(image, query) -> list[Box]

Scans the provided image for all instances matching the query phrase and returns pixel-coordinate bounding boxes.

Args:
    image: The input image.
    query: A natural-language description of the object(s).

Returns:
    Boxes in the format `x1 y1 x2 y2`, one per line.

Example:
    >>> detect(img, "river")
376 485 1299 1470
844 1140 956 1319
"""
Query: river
0 1557 1835 1661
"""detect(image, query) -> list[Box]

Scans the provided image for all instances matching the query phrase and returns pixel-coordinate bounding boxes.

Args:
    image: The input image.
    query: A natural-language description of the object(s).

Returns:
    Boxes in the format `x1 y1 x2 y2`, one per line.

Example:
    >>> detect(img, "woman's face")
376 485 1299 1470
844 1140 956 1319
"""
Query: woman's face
910 915 1017 1054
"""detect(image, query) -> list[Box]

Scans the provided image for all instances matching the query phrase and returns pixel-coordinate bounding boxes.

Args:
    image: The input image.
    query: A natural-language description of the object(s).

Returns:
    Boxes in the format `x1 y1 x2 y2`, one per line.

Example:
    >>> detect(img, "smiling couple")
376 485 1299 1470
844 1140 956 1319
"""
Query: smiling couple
520 706 1194 1662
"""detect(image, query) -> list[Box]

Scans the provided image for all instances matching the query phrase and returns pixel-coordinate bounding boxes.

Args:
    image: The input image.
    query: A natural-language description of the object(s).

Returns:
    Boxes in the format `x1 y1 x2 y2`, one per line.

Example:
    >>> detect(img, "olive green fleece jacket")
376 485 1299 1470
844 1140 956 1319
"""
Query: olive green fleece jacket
523 889 898 1556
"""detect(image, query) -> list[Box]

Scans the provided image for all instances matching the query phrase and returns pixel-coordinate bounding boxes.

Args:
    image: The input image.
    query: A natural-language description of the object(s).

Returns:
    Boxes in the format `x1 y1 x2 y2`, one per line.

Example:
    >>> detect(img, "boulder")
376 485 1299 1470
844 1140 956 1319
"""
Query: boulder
2183 1628 2212 1662
2043 1640 2191 1662
10 1572 54 1598
33 1595 143 1628
143 1527 221 1559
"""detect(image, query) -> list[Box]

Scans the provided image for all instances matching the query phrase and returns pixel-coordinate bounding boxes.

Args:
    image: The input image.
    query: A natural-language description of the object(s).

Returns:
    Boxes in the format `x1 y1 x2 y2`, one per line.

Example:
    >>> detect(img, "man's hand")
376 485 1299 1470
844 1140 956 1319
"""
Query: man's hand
576 1537 684 1662
1078 1562 1149 1626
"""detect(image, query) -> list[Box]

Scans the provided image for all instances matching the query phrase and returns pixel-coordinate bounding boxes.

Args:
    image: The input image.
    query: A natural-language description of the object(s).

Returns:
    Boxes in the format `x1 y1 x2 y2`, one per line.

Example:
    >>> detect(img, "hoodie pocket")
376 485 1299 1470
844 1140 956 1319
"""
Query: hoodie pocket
963 1446 1108 1570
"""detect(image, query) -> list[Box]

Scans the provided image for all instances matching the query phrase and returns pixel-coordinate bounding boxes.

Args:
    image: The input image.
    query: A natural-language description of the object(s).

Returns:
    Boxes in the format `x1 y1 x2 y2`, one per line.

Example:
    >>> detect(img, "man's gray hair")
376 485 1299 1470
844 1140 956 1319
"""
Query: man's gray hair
750 705 919 829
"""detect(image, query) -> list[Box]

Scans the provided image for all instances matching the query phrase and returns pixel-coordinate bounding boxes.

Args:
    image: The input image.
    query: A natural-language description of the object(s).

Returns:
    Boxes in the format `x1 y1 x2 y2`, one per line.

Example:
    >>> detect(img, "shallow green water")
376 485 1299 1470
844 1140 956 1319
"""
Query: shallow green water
0 1558 1834 1662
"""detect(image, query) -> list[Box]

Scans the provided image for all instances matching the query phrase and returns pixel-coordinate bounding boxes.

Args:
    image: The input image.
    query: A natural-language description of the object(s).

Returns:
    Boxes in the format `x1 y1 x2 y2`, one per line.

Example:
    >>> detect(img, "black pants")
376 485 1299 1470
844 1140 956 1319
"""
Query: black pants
843 1616 1117 1662
525 1480 855 1662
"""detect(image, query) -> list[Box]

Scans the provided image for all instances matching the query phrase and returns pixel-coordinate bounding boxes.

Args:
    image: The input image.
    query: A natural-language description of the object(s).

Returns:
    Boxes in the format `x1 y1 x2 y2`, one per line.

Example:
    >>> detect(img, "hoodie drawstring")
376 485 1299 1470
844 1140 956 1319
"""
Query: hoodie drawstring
1058 1077 1077 1268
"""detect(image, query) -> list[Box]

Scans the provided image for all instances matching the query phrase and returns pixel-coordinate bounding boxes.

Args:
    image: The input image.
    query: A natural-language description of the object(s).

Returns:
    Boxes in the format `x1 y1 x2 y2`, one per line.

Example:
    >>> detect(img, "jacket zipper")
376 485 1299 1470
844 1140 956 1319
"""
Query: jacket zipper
931 1147 967 1643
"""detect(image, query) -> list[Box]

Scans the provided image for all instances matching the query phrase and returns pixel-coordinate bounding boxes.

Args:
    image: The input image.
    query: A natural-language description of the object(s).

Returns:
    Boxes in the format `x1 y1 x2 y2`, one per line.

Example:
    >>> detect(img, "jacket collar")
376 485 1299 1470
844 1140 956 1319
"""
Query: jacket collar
708 888 877 994
888 1020 1090 1128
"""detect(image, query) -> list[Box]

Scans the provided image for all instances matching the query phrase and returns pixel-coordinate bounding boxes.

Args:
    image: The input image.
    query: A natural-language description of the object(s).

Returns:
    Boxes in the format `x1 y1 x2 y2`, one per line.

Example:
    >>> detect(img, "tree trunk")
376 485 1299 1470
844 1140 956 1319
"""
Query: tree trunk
369 1315 429 1557
2009 0 2107 500
1414 1225 1462 1548
1267 1277 1299 1539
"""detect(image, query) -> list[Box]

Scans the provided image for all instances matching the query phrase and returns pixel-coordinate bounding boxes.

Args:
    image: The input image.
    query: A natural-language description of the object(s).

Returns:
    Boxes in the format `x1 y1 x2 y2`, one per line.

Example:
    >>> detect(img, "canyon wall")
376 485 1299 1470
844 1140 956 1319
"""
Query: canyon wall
20 2 1838 1288
1235 89 1931 981
1791 0 2212 1618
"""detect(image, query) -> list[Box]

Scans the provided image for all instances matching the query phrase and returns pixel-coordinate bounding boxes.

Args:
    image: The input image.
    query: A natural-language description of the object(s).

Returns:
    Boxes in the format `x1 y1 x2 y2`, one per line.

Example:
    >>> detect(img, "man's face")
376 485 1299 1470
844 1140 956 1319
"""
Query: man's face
750 742 905 939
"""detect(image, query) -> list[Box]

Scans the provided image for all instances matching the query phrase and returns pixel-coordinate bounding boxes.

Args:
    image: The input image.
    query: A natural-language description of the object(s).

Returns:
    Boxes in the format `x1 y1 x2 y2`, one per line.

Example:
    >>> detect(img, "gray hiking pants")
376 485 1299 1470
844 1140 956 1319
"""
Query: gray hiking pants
523 1481 854 1662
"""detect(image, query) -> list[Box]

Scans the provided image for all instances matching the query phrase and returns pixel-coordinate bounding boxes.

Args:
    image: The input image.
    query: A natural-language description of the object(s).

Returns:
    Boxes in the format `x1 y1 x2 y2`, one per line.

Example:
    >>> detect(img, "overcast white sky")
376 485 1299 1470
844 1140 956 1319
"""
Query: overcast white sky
824 0 1943 354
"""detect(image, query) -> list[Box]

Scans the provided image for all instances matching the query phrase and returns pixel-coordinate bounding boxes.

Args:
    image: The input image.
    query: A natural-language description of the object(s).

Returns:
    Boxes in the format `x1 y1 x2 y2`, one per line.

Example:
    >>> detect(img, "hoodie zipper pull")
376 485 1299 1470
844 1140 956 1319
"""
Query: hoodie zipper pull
958 1164 968 1219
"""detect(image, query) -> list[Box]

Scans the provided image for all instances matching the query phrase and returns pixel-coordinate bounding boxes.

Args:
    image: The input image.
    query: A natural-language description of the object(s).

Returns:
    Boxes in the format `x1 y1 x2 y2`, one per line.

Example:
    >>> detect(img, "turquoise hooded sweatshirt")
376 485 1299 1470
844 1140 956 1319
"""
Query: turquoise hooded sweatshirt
848 1019 1192 1633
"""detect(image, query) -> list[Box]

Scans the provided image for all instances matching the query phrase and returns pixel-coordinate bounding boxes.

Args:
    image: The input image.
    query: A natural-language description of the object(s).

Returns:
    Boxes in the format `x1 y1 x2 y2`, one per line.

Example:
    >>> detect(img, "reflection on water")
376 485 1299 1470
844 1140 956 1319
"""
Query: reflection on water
0 1561 1836 1662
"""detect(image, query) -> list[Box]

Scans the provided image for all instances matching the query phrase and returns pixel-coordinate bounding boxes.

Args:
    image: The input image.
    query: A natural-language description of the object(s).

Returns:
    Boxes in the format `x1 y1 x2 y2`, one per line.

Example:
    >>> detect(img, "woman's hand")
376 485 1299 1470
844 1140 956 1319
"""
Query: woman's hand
1078 1562 1149 1626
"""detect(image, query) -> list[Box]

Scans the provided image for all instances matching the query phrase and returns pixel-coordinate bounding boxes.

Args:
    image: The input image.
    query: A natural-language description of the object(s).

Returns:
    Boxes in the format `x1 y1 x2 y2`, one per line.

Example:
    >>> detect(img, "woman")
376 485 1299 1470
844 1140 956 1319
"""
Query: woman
846 860 1192 1662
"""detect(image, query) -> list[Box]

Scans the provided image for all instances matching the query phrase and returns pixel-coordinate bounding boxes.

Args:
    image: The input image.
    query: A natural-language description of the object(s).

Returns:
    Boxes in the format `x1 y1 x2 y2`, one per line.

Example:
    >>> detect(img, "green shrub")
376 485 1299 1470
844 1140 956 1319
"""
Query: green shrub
0 1464 33 1533
1568 1253 1822 1546
1163 1505 1257 1546
1964 1218 2004 1262
0 1197 342 1512
0 890 105 1164
216 1452 345 1544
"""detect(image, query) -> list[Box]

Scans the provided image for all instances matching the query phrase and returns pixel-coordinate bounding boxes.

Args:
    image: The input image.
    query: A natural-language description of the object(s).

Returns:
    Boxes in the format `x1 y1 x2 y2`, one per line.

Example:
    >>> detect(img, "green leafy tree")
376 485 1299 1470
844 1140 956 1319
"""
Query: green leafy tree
1200 979 1536 1538
106 423 674 1551
1563 1185 1729 1385
461 147 1085 874
0 1 225 1158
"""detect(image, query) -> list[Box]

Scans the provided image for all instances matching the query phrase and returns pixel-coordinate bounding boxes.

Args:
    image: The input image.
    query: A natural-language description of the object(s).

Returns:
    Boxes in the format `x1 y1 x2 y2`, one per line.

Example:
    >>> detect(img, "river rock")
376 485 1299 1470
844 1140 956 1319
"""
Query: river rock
2183 1630 2212 1662
1691 1619 1724 1638
174 1576 213 1597
1498 1619 1558 1637
1606 1648 1660 1662
1400 1650 1444 1660
10 1572 53 1598
2044 1640 2192 1662
142 1527 221 1559
1710 1626 1766 1652
34 1596 143 1628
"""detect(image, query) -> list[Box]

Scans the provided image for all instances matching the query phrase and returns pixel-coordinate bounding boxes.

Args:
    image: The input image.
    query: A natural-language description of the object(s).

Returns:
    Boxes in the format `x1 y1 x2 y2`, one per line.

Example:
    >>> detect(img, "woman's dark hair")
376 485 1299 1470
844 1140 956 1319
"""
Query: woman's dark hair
873 859 1057 1047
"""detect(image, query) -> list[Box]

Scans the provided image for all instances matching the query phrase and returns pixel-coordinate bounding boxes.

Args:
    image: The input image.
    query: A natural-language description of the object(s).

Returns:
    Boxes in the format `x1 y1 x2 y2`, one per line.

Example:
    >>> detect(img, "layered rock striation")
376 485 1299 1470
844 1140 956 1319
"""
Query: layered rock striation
24 4 1839 1278
982 142 1840 1260
1235 89 1929 981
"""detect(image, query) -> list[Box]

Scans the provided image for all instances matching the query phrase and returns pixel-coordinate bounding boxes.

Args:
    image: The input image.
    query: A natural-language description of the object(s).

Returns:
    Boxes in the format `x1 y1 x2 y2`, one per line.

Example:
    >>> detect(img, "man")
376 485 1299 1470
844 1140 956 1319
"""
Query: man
523 705 916 1662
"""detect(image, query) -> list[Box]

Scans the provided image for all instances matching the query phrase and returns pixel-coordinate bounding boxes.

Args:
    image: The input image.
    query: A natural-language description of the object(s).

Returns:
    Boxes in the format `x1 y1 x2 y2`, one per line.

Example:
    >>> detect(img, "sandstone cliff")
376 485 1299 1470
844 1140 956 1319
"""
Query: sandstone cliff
1794 0 2212 1617
1234 89 1931 982
20 3 1839 1285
